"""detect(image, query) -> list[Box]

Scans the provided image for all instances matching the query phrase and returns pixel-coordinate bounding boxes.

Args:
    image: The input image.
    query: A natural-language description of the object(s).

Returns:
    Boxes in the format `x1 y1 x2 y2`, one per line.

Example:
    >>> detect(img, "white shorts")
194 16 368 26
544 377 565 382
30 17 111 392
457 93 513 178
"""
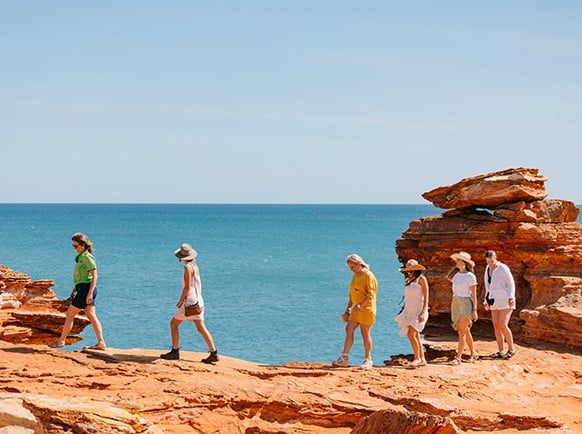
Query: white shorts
174 304 205 321
490 297 515 311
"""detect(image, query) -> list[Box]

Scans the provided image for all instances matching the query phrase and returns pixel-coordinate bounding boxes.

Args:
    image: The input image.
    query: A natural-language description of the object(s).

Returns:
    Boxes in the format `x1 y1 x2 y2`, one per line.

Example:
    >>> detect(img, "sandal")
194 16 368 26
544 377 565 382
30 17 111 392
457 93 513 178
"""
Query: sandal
490 351 504 359
332 354 349 367
503 350 516 359
83 344 107 351
467 353 479 363
448 356 462 366
48 341 65 349
409 359 426 368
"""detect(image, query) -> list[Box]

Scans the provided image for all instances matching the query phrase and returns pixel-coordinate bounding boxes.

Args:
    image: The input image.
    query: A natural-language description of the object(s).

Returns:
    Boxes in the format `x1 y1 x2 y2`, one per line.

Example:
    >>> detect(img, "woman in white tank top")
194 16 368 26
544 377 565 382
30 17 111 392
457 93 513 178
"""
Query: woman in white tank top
160 243 218 364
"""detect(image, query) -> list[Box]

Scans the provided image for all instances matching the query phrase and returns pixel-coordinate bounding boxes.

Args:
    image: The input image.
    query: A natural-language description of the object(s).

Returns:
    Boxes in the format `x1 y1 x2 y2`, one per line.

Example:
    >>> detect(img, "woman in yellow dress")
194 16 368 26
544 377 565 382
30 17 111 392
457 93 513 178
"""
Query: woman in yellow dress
332 254 378 369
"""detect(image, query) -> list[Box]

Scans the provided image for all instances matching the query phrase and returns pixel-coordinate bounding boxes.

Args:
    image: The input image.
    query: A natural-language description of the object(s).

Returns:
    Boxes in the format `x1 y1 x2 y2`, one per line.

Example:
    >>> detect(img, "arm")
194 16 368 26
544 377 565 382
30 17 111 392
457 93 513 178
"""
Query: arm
470 284 478 321
86 269 98 304
418 275 429 321
354 273 377 310
503 264 516 307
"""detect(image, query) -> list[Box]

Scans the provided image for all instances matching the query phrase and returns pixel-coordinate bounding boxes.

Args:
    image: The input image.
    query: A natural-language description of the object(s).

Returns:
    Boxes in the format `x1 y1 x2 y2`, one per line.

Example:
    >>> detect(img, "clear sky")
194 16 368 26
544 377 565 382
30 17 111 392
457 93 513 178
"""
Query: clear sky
1 2 581 204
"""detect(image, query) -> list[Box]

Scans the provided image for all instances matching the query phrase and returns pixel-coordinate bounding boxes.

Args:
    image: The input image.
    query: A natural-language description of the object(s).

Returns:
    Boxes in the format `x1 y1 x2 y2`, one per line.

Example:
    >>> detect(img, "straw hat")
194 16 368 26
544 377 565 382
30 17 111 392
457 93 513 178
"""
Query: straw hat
399 259 426 272
174 243 198 261
450 251 475 267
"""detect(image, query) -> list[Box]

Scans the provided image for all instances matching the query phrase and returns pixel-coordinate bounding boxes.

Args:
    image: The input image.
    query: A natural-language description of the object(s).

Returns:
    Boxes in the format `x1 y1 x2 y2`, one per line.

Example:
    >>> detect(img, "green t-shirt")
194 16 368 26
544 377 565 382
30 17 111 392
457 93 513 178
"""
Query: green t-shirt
73 251 97 284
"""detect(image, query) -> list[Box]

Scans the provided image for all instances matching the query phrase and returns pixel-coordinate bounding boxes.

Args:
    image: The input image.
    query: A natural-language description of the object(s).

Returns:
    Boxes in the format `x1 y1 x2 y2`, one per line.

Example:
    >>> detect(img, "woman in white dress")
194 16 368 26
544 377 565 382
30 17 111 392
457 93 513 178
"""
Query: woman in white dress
395 259 429 367
160 243 218 364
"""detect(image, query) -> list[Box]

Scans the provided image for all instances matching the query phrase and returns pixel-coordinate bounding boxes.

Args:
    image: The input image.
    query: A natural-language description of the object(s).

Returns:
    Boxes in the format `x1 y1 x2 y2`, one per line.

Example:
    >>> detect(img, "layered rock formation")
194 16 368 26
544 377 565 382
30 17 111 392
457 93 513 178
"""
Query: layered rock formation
396 168 582 347
0 265 89 344
1 340 580 433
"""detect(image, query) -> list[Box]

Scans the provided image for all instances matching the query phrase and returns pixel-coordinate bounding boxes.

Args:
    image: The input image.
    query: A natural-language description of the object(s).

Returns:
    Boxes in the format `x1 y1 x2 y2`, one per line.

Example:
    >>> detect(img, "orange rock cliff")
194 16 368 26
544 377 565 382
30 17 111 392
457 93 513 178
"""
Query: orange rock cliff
397 167 582 348
1 167 581 433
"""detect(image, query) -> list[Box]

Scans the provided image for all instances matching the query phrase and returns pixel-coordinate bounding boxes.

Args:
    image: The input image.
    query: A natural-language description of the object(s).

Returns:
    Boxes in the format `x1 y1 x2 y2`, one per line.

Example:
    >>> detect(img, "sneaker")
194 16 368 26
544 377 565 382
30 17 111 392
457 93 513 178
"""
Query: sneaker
332 354 349 367
202 350 219 364
160 348 180 360
360 358 373 369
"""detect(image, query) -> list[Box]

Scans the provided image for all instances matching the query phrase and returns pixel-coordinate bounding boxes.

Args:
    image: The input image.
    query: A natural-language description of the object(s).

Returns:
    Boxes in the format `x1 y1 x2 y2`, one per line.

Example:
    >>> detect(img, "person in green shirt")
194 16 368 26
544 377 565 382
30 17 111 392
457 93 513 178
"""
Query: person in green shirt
49 233 106 350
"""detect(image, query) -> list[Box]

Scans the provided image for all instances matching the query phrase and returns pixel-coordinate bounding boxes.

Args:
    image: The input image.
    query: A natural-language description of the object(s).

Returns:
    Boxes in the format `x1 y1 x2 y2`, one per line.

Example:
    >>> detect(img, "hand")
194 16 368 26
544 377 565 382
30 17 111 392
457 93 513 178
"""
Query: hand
509 298 515 308
418 314 425 322
472 310 478 321
354 304 362 311
483 302 490 311
86 295 93 305
176 299 184 308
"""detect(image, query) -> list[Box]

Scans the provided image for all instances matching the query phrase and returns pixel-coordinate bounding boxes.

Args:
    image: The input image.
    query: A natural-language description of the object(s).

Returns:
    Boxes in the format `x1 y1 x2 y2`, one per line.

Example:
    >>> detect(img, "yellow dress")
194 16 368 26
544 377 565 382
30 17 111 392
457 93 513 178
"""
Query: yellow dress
348 270 378 326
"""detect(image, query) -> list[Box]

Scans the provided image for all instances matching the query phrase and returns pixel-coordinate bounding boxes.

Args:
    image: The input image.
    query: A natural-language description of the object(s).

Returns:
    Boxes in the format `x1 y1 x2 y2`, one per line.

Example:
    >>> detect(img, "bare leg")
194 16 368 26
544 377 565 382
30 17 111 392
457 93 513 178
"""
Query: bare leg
360 324 373 359
194 319 216 352
491 310 505 352
170 318 183 349
341 321 359 356
497 309 514 352
457 316 469 358
50 305 82 347
407 327 421 361
83 305 106 348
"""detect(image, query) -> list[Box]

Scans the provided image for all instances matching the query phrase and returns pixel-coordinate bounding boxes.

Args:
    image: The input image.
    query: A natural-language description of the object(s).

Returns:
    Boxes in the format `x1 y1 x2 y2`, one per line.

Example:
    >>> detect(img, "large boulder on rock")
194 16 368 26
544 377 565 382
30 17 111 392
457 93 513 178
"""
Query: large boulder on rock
397 168 582 348
422 167 547 210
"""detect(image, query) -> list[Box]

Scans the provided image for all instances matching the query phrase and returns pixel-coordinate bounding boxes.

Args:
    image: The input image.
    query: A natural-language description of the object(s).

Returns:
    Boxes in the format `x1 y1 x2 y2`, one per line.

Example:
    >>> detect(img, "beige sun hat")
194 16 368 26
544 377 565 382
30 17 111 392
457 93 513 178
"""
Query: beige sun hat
450 251 475 267
399 259 426 272
174 243 198 261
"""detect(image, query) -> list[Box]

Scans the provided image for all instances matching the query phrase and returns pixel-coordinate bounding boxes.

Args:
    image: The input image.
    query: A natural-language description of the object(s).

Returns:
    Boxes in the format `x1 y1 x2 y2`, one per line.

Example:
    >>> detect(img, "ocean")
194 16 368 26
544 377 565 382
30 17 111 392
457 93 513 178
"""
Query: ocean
1 204 439 364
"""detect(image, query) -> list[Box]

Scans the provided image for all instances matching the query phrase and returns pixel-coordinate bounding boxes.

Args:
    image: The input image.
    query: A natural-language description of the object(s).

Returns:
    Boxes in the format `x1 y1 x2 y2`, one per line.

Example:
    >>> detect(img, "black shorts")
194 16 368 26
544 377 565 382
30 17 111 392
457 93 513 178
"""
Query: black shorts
72 283 97 309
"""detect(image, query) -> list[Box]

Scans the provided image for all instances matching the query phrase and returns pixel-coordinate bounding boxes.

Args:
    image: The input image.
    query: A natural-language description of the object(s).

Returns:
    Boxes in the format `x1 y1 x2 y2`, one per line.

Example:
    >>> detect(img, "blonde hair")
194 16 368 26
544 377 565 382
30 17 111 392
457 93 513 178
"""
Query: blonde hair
346 253 369 269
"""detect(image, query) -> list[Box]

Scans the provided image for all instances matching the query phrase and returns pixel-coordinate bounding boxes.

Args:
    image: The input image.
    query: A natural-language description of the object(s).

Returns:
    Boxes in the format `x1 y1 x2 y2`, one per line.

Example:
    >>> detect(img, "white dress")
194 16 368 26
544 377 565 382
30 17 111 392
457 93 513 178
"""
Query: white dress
174 266 205 321
395 278 428 336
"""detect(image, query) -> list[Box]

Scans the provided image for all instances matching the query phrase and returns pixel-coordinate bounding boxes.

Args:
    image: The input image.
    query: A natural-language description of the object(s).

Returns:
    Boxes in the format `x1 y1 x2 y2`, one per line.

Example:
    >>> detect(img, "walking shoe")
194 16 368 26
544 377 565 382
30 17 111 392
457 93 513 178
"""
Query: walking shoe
332 354 349 367
202 350 219 364
360 358 373 369
160 348 180 360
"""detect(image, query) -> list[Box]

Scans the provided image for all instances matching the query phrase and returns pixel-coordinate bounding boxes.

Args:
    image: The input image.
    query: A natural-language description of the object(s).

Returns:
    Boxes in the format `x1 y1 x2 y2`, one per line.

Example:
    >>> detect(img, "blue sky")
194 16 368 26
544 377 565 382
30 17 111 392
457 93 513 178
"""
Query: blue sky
1 2 581 203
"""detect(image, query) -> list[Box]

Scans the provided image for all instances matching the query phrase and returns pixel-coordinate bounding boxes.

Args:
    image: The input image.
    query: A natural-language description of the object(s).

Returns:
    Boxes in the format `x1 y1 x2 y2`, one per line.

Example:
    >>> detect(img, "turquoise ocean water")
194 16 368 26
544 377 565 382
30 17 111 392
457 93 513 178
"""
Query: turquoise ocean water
1 204 439 365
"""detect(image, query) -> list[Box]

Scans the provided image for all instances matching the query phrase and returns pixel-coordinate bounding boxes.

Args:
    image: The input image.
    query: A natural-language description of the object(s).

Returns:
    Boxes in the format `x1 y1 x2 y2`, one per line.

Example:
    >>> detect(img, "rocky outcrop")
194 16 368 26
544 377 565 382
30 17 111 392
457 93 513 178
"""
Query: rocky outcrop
421 167 548 210
351 408 461 434
0 265 89 344
0 393 161 434
397 168 582 348
0 340 580 433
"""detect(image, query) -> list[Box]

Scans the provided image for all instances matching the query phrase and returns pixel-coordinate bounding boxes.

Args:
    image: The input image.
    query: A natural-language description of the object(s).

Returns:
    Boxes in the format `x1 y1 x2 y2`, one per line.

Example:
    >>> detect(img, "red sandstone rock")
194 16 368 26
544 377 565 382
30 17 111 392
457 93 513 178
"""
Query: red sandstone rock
351 408 461 433
0 340 579 433
0 265 89 345
397 169 582 349
422 167 547 210
494 199 580 222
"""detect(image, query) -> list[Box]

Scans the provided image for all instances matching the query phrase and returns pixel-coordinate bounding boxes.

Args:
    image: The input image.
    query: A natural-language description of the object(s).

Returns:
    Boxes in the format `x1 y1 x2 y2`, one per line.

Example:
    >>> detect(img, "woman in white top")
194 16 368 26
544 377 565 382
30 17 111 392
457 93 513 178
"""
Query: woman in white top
160 244 218 364
447 252 478 365
483 250 516 359
395 259 429 368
